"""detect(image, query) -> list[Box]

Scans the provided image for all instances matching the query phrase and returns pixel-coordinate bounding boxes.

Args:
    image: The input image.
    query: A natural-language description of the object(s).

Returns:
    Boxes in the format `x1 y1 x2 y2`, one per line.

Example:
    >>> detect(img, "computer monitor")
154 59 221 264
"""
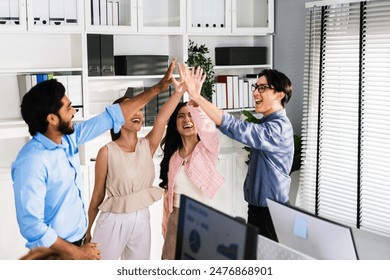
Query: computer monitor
175 195 258 260
267 198 358 260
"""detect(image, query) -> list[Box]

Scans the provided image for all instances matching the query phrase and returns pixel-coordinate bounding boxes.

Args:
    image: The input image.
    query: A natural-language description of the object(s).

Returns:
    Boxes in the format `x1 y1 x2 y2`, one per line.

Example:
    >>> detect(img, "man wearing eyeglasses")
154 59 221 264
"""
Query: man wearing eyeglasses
183 65 294 242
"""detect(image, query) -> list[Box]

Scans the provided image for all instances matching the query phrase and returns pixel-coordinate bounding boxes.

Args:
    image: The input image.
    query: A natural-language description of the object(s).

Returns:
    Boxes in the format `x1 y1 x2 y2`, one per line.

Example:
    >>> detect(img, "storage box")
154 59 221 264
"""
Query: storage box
215 47 267 66
114 55 169 75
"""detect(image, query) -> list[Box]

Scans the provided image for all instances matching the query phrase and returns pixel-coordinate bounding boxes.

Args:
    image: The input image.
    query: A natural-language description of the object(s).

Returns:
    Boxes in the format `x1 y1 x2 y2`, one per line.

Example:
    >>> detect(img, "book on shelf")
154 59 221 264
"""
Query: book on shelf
242 80 250 108
213 82 226 109
216 75 233 109
232 75 240 109
246 77 257 108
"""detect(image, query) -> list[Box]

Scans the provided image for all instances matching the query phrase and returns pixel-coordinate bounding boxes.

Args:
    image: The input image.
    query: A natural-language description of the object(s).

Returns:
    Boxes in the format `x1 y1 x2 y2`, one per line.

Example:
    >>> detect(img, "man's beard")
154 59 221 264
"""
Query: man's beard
58 116 74 135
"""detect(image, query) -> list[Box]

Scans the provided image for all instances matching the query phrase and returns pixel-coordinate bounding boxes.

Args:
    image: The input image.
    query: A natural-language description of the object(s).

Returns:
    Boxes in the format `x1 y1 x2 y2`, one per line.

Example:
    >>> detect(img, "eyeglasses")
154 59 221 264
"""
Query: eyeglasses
251 84 275 93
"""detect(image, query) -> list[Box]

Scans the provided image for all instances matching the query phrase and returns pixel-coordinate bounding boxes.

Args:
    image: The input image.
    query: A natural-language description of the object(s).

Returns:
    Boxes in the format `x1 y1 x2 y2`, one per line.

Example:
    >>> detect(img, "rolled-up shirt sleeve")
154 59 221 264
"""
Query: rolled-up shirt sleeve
73 104 125 145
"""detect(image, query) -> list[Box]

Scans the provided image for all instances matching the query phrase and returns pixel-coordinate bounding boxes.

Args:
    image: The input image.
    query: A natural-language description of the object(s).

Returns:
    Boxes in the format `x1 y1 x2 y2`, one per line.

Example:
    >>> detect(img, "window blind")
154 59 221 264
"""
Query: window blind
300 0 390 237
359 0 390 234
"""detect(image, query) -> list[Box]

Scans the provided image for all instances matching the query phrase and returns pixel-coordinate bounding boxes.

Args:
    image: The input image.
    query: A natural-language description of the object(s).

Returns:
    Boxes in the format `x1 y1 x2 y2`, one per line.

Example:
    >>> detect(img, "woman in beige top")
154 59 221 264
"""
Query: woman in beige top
85 64 187 260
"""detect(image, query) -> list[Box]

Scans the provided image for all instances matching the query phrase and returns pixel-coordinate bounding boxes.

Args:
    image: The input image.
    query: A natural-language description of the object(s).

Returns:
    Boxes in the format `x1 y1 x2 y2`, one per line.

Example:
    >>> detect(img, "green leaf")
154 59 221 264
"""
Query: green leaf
186 39 215 101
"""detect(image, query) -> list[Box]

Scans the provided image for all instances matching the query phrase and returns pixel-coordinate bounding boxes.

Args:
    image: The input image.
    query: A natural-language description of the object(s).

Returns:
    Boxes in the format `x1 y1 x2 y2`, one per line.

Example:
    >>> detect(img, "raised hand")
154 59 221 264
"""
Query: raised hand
171 62 186 95
156 57 177 92
182 64 206 102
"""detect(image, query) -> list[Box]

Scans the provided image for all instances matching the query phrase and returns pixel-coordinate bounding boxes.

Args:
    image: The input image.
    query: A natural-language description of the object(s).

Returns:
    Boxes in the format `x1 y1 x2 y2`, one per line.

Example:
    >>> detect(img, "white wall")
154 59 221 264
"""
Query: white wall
274 0 308 135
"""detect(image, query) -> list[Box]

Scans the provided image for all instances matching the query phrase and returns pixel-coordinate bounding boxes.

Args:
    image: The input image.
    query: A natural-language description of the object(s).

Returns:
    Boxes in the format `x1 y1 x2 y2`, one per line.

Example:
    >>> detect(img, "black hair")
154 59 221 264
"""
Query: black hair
110 96 131 141
159 102 188 189
21 79 66 136
258 69 292 107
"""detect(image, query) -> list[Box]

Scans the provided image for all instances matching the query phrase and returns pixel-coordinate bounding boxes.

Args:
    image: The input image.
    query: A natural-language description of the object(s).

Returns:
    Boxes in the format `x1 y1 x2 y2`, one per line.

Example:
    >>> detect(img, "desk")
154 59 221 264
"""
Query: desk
257 229 390 260
257 235 314 260
351 228 390 260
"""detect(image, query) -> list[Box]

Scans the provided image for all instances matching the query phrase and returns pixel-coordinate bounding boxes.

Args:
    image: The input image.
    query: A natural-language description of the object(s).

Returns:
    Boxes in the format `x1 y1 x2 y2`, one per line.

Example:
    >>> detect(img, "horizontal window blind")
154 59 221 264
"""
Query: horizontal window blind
360 0 390 235
297 6 322 213
300 0 390 236
318 3 360 225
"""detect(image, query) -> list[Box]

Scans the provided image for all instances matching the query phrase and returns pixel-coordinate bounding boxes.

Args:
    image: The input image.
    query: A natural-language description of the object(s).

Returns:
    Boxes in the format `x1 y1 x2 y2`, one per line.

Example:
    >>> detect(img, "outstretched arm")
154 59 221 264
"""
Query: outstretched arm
119 58 177 120
147 63 187 155
183 64 224 126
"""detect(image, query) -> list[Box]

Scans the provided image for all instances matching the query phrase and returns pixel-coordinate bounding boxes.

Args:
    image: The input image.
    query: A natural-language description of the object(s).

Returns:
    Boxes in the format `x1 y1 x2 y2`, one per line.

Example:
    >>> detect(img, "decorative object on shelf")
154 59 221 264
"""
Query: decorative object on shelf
241 110 301 174
186 40 215 101
215 46 267 66
114 55 169 76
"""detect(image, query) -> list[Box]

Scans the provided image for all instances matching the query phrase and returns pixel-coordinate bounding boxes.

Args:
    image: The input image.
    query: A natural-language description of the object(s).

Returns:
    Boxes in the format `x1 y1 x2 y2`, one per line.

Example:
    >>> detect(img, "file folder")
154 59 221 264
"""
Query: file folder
9 0 20 25
107 1 113 25
100 34 114 76
49 0 65 26
191 0 203 27
212 0 225 28
87 34 101 76
33 0 50 25
67 75 83 107
112 0 119 26
64 0 78 25
91 0 100 25
99 0 107 25
53 75 68 91
119 0 131 26
0 0 10 25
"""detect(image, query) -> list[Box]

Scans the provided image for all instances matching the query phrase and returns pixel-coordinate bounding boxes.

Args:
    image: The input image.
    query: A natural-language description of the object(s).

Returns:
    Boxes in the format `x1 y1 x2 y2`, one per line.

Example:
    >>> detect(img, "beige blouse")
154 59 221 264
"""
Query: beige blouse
98 137 163 213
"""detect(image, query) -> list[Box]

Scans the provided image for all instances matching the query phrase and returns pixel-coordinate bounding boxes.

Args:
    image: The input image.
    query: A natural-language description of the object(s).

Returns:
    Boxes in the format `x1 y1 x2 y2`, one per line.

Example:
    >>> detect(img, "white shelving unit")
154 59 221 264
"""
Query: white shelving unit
0 0 273 260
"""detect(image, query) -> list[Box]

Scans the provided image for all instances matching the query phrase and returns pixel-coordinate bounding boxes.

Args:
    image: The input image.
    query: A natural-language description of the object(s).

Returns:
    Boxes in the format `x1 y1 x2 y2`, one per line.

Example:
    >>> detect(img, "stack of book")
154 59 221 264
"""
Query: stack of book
213 74 258 110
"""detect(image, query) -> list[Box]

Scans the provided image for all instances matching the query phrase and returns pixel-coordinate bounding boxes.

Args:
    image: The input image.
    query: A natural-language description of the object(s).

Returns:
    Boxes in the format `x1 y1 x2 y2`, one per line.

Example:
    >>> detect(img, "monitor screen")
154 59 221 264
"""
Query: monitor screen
267 198 358 260
175 195 258 260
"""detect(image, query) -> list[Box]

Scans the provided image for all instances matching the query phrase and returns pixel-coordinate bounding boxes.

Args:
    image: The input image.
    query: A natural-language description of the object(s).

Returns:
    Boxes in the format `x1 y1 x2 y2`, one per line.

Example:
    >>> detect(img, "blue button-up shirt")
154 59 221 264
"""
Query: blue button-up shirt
218 109 294 207
11 104 124 248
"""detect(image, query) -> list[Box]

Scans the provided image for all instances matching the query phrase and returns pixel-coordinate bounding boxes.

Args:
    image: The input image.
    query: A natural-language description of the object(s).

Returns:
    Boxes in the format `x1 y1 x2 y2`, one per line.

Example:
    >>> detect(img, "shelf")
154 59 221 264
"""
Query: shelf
0 68 83 75
0 121 29 139
88 74 179 81
224 108 255 113
214 64 272 70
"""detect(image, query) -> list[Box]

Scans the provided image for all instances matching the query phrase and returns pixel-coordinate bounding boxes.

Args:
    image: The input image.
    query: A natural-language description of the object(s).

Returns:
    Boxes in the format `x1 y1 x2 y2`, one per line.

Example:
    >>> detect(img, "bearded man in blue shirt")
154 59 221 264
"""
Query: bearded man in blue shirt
11 59 176 260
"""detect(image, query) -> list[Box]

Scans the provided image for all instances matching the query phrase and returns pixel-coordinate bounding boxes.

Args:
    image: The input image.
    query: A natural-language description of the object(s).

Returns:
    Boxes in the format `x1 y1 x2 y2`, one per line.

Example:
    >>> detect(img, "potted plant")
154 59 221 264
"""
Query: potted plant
241 110 301 174
186 40 215 101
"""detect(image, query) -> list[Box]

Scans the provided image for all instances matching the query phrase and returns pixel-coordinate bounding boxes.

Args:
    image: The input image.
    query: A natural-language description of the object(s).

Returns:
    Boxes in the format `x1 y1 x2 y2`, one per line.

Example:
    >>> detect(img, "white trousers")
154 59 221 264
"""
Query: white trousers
92 208 151 260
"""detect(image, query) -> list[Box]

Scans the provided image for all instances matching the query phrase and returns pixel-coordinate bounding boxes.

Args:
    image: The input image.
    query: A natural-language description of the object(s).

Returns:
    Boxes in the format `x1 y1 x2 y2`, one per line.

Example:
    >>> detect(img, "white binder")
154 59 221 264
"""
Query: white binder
49 0 65 25
112 0 119 26
0 0 10 25
33 0 50 25
67 75 83 107
99 0 107 25
9 0 20 25
64 0 77 25
91 0 100 25
107 1 113 25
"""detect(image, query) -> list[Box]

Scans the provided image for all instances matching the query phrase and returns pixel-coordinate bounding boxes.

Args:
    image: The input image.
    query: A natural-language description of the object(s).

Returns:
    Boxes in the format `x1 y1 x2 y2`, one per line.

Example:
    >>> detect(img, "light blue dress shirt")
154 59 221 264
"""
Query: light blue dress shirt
11 104 124 248
218 109 294 207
